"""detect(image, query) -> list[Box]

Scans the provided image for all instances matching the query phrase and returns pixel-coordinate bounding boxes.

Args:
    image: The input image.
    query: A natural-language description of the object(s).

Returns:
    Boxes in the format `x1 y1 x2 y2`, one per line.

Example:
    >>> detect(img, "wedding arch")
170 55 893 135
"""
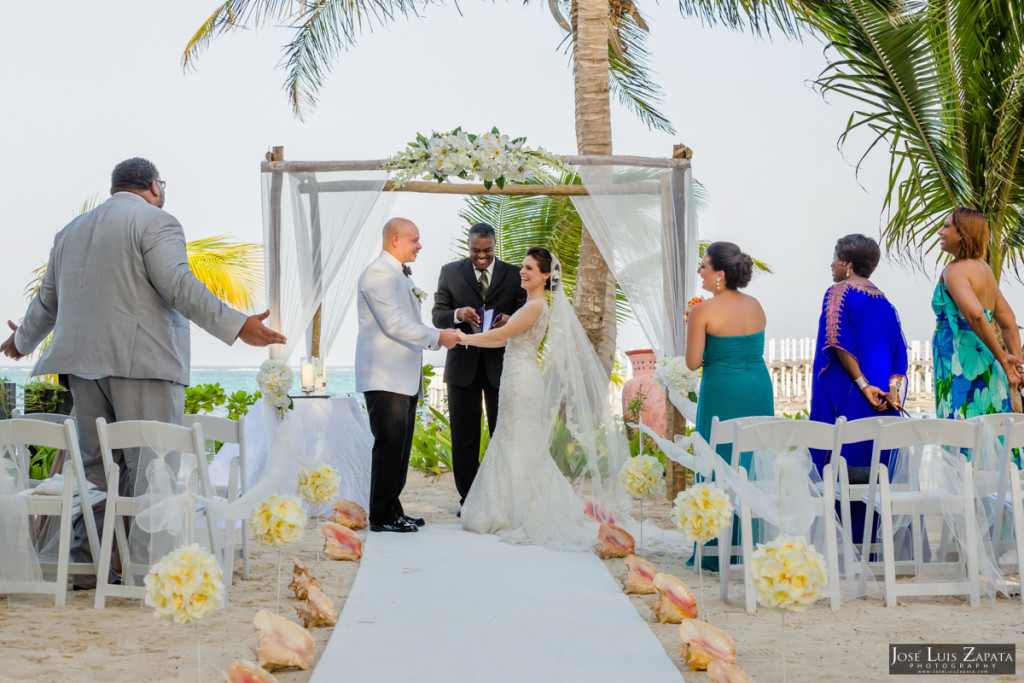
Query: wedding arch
260 143 697 369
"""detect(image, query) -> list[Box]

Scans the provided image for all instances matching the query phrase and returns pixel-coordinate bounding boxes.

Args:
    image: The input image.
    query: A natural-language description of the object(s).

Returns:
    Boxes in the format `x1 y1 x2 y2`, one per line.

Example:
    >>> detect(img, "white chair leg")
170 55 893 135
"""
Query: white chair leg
94 466 119 609
822 466 841 611
879 474 897 607
838 463 854 575
52 478 75 607
740 504 755 614
963 467 981 608
221 457 240 587
1011 473 1024 605
718 513 733 603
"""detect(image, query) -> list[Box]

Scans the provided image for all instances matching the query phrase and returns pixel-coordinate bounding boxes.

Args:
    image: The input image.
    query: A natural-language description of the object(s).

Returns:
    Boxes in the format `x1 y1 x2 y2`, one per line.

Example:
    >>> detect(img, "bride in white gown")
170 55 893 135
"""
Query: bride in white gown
456 247 620 549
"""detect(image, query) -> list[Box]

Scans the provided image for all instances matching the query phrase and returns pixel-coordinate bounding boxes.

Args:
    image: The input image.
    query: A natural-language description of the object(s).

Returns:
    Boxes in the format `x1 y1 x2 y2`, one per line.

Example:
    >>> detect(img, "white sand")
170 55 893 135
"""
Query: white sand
1 470 1021 682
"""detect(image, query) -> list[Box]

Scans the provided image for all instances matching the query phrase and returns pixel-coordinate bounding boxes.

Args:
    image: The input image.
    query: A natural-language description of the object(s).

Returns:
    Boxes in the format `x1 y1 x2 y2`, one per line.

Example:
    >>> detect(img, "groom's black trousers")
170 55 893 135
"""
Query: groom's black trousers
447 363 500 504
364 390 418 524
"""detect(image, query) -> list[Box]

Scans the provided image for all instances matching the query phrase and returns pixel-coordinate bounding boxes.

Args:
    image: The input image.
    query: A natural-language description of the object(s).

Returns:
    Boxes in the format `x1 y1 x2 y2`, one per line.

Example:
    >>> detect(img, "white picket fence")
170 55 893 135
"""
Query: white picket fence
767 337 934 411
424 337 937 415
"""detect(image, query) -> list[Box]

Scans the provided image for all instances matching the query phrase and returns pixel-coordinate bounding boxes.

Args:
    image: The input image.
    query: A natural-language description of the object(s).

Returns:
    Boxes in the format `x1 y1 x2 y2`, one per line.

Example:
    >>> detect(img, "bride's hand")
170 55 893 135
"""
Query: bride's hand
455 330 469 346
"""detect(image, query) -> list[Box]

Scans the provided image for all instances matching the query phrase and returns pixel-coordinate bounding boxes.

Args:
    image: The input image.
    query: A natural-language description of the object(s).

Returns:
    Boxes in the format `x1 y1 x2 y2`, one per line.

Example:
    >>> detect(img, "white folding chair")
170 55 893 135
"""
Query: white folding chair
182 413 248 583
93 419 222 608
990 417 1024 602
692 415 783 574
0 418 103 607
721 419 842 612
860 419 985 607
830 415 905 568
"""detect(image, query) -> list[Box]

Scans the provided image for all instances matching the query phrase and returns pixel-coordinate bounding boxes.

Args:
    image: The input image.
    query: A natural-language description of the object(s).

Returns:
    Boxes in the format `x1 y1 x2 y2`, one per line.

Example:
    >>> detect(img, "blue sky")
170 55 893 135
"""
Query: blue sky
1 1 1003 372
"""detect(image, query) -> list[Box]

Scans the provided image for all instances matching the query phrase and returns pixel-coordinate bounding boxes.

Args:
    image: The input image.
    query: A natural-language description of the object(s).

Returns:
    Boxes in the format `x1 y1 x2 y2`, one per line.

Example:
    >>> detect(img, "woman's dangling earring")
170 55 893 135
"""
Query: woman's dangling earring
846 264 852 279
716 277 722 292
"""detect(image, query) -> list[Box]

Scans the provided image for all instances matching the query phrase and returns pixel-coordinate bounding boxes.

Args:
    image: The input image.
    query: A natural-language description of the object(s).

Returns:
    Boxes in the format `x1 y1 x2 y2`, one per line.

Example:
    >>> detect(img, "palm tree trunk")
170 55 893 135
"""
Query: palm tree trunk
572 0 617 374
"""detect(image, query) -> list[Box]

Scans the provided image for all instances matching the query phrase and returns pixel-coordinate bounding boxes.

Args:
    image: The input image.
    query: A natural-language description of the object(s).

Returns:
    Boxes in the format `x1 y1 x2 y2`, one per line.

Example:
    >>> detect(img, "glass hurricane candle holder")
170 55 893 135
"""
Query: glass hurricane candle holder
300 357 316 396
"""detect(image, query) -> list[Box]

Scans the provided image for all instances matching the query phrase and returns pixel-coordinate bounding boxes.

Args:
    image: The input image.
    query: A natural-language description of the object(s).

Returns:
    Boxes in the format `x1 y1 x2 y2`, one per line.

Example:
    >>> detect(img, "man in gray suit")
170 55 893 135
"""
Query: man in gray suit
1 157 286 582
356 218 459 532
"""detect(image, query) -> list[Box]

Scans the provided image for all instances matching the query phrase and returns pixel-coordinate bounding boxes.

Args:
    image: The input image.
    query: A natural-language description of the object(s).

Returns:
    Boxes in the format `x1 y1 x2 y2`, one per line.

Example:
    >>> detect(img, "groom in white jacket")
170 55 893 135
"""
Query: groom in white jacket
356 218 459 532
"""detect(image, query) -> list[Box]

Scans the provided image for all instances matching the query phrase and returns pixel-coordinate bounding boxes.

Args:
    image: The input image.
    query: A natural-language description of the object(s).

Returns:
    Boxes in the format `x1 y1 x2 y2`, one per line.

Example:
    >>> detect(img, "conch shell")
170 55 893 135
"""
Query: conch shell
650 573 698 623
678 619 736 671
295 584 338 628
708 659 756 683
288 558 321 600
332 499 368 529
623 554 658 594
582 495 615 525
595 522 635 559
252 609 316 672
222 660 279 682
321 521 363 561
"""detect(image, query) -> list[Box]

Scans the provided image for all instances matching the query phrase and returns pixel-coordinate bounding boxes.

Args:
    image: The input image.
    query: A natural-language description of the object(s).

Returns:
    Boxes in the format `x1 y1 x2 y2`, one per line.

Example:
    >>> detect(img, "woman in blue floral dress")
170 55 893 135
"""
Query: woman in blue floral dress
933 208 1022 418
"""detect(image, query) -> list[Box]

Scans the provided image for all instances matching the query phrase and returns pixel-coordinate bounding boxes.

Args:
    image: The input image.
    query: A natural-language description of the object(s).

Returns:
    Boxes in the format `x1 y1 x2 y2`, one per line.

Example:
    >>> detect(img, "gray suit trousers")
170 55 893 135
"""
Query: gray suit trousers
69 376 184 569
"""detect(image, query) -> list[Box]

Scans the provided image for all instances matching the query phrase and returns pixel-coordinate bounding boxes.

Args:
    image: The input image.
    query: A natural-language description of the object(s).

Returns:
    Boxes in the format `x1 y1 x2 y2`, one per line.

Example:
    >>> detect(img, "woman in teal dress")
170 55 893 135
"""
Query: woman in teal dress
686 241 774 570
933 208 1022 419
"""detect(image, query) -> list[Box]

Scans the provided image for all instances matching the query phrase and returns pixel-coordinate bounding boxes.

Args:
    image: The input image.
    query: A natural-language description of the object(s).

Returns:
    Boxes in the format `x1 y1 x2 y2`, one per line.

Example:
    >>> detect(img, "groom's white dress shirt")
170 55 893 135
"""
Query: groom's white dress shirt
355 251 440 397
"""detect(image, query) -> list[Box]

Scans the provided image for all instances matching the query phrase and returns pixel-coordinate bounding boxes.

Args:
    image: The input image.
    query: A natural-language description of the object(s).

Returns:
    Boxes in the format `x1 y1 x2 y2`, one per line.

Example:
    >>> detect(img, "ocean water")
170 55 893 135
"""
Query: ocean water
0 365 359 414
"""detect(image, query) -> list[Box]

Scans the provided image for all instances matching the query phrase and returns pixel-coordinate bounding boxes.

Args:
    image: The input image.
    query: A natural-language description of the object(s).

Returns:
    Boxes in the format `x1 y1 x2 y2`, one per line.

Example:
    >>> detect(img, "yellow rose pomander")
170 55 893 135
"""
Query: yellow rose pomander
671 483 731 544
749 535 829 612
296 464 341 505
250 494 308 547
618 454 666 499
143 543 225 625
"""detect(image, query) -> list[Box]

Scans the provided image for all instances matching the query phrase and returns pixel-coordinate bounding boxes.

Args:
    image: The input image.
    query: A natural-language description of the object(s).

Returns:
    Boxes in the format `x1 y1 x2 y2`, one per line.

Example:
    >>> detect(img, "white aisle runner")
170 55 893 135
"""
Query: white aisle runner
311 524 685 683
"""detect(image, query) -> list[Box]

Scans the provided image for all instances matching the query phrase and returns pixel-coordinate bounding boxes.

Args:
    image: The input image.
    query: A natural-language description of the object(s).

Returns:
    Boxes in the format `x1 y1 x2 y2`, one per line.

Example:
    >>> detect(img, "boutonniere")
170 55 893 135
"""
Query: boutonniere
412 287 427 303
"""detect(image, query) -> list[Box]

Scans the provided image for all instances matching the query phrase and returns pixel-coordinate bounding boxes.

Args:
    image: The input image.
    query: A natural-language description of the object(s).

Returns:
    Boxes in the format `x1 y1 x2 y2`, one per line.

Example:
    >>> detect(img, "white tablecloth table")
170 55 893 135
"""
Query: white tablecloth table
212 396 372 517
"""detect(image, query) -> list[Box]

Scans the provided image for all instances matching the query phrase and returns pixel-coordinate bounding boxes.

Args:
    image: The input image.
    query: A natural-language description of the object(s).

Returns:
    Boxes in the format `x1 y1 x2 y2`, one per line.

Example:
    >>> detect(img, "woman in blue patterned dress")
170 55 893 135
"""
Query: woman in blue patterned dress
810 235 907 544
933 208 1022 418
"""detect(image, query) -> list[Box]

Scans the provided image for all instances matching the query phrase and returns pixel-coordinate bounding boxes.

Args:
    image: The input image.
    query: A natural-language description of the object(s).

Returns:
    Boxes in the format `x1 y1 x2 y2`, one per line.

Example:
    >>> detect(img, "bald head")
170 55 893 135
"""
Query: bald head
382 217 422 265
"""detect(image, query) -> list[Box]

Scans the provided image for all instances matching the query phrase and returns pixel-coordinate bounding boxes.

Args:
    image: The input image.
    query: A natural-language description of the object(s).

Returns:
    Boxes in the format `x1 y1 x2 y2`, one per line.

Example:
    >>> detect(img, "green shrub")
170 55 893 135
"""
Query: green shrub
23 379 67 414
184 383 226 415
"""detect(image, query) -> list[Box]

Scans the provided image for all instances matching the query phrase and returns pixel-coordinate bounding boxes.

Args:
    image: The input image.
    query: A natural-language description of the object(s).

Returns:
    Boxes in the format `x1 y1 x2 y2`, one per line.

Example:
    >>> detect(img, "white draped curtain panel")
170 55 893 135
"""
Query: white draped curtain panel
570 164 696 360
260 170 396 362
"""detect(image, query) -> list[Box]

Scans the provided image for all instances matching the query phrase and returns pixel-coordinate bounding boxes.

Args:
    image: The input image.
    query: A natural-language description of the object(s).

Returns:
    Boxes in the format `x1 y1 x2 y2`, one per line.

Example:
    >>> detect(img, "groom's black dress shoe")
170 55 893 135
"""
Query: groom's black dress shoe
370 518 418 533
403 515 425 527
456 507 462 518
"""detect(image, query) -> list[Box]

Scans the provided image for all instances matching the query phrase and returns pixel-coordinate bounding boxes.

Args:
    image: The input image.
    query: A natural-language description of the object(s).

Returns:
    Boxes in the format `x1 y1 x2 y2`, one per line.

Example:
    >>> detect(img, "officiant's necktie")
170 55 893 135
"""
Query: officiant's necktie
478 269 489 299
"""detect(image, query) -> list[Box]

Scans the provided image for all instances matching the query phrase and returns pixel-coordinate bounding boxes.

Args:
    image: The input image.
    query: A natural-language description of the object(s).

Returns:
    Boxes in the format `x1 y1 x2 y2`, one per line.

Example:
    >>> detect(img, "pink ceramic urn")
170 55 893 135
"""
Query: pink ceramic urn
621 349 667 437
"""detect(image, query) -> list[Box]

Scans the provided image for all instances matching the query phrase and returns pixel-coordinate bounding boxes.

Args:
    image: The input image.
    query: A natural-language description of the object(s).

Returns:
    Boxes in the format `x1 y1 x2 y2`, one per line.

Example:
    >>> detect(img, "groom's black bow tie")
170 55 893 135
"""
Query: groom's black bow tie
402 265 412 277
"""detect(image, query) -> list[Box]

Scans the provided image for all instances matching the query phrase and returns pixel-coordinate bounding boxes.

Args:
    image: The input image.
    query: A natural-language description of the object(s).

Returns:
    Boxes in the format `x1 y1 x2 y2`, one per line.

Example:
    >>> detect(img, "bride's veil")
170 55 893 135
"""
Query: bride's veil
539 256 668 548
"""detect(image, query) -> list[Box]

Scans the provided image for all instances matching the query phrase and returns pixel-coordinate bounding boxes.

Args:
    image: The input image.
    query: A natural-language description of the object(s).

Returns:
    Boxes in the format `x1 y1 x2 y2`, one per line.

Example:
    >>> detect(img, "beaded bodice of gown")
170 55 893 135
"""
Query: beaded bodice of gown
461 302 592 548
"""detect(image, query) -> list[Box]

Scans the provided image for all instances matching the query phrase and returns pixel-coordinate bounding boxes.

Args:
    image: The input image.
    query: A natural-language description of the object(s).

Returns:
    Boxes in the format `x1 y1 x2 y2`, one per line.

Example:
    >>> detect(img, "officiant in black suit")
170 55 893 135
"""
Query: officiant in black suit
432 223 528 510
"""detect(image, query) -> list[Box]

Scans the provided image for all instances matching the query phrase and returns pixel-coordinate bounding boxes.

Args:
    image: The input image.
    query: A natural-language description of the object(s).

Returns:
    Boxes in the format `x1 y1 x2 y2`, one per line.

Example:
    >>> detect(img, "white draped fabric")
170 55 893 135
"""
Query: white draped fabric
213 397 372 516
569 164 697 358
261 170 396 361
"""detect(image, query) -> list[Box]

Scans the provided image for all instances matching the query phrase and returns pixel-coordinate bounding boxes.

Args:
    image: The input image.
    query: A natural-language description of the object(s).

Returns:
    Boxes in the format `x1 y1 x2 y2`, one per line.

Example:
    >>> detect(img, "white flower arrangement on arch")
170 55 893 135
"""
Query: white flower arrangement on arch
381 127 565 190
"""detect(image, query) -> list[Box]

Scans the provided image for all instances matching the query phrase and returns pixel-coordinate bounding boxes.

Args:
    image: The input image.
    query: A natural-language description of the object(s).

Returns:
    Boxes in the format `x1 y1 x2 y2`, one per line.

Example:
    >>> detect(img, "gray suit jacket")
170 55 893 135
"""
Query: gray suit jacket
355 252 440 397
15 192 248 386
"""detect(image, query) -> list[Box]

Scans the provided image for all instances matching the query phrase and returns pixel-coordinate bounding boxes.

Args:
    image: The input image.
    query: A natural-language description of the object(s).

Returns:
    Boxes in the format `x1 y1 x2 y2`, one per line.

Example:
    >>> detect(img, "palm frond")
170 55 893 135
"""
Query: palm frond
186 237 265 311
799 0 1024 278
182 1 297 70
677 0 809 39
607 7 676 134
185 0 430 119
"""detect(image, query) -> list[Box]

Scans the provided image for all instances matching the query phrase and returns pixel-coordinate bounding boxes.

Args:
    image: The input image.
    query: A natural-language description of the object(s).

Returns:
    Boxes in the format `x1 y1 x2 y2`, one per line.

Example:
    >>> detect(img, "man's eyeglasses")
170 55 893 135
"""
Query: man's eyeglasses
154 179 166 189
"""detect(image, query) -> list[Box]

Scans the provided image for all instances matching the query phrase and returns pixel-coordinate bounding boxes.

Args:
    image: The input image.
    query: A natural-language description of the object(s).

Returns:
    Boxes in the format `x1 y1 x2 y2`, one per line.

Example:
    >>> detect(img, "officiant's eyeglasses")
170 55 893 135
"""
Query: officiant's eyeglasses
154 179 166 189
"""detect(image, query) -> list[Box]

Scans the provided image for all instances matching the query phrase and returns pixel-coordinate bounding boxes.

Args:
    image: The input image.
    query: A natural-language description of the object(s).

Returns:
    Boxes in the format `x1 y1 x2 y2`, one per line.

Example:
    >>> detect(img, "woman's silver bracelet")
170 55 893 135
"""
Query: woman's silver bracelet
854 376 869 390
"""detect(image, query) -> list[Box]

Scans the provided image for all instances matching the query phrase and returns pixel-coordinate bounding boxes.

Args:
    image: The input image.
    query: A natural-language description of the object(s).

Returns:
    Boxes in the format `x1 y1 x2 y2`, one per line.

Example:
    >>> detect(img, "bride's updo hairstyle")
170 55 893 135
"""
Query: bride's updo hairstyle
706 241 754 290
526 246 555 290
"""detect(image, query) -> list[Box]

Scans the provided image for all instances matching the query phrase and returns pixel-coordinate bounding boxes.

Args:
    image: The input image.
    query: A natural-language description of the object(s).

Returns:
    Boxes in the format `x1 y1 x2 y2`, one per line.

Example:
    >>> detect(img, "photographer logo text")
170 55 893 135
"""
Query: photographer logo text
889 644 1015 675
